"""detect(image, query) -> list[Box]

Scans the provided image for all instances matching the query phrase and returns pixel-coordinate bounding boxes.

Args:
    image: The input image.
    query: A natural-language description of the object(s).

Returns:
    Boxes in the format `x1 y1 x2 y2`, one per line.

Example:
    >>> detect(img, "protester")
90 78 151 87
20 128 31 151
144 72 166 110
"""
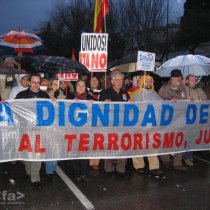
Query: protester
99 69 132 178
70 79 96 181
15 73 50 190
183 74 208 166
54 81 73 99
87 76 102 100
87 75 102 170
0 57 19 99
130 75 163 176
46 78 59 99
158 69 188 172
8 74 30 99
40 77 49 92
128 75 141 99
185 74 207 100
45 78 59 176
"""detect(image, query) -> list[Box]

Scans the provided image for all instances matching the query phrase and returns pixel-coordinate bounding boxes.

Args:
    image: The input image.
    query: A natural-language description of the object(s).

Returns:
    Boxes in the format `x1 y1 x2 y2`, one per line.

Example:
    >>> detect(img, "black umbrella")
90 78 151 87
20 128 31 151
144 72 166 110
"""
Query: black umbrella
32 56 90 74
0 64 26 74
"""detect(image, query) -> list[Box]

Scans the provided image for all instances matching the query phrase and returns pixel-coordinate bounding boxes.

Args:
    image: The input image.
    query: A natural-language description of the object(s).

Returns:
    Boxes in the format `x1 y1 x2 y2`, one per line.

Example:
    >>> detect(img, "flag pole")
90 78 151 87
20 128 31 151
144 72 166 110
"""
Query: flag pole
104 1 107 89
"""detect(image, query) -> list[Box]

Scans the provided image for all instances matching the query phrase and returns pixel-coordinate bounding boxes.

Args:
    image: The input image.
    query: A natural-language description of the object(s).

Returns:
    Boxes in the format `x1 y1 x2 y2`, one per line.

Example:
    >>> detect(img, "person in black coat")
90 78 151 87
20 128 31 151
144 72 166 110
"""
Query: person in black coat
15 73 49 190
69 79 96 181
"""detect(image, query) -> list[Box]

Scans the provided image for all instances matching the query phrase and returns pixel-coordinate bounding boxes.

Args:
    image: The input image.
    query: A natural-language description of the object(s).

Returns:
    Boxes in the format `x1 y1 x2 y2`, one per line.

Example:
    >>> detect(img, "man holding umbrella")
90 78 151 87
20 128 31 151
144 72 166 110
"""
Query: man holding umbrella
158 69 188 172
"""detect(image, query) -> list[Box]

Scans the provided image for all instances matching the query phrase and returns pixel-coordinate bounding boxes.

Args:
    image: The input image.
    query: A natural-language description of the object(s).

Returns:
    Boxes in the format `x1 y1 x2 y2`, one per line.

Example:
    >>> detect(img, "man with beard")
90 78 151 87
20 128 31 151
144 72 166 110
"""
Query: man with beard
130 74 163 176
158 69 188 172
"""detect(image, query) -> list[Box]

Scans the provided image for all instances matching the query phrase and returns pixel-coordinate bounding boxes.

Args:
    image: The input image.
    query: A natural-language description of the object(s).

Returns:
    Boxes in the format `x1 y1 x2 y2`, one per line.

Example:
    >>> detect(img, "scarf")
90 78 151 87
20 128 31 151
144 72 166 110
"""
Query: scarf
74 91 88 100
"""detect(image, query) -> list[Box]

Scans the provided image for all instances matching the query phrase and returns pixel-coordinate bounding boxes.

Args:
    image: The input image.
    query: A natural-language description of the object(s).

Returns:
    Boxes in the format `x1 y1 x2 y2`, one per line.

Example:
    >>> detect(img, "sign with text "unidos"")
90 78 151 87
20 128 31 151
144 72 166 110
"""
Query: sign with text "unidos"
79 33 108 72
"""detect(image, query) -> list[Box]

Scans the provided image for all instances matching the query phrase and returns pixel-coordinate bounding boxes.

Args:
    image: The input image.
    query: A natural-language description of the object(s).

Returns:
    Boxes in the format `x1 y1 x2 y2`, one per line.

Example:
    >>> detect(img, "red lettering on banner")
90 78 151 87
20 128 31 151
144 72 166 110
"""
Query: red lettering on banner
196 130 210 144
146 133 149 149
175 132 184 148
91 53 98 69
108 133 119 150
152 133 161 149
78 134 90 151
65 134 77 152
121 133 132 151
79 52 107 71
133 133 143 150
35 135 46 153
99 53 107 69
18 134 32 152
204 130 210 144
93 133 105 150
86 54 90 68
196 130 202 144
163 132 174 148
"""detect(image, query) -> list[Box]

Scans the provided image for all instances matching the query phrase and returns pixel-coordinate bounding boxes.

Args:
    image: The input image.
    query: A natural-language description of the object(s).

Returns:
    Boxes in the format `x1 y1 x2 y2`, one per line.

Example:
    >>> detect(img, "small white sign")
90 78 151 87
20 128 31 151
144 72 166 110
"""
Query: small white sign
137 51 156 71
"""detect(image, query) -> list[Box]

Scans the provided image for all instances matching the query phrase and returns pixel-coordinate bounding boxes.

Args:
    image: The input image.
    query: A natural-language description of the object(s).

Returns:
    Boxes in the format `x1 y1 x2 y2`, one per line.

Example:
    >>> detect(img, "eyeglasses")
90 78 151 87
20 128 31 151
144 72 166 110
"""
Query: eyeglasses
31 81 41 84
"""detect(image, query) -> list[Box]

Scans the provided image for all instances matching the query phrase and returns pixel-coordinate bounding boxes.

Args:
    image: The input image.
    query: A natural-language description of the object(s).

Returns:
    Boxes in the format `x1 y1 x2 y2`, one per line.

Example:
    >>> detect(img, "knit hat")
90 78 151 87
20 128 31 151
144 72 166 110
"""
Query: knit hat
19 74 29 81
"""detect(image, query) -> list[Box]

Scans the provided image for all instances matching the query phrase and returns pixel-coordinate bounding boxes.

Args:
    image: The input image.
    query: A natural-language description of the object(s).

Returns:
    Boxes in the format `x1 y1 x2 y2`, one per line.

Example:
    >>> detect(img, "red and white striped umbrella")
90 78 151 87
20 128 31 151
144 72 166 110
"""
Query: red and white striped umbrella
0 30 43 52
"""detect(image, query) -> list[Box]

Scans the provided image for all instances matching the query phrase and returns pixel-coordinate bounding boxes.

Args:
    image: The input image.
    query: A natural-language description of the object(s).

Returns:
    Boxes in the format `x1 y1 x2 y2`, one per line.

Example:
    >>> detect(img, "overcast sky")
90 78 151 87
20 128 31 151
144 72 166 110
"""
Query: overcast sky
0 0 185 35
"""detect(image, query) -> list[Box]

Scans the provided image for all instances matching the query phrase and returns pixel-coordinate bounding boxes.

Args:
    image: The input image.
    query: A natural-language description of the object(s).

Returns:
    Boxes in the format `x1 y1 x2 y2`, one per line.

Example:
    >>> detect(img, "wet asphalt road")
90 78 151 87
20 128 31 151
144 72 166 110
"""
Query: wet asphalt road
0 152 210 210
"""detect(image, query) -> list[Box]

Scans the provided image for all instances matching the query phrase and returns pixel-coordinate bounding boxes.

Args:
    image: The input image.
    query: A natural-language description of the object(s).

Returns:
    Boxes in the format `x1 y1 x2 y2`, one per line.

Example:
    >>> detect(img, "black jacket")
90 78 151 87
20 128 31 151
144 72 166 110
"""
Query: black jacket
99 87 130 102
15 88 50 99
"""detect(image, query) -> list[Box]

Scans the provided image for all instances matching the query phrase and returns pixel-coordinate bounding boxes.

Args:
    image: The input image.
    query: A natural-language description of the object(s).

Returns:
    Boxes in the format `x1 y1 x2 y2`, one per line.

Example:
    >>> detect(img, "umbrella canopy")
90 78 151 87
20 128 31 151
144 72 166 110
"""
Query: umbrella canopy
110 62 137 73
32 56 90 74
0 30 43 52
0 64 26 74
155 54 210 77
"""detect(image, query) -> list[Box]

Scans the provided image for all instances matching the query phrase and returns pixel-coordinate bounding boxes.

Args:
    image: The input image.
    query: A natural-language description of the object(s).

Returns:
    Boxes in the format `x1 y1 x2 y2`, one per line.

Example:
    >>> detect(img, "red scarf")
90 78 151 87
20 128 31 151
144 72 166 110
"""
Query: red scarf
74 91 87 100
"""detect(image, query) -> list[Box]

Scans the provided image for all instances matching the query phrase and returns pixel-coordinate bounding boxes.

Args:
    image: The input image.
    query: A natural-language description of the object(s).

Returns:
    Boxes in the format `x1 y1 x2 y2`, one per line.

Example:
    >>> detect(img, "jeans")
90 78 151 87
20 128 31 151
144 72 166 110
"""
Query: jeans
45 161 57 175
183 152 193 161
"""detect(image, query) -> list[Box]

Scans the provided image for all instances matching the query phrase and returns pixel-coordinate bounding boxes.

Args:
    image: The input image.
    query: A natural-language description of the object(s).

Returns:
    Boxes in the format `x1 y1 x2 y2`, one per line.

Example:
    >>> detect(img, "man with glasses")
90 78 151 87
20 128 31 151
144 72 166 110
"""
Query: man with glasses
15 73 50 190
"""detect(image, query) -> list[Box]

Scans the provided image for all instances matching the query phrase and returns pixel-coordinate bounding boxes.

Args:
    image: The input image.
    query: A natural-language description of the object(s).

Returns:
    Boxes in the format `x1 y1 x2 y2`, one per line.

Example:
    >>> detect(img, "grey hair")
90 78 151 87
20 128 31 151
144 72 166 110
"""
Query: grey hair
110 70 124 81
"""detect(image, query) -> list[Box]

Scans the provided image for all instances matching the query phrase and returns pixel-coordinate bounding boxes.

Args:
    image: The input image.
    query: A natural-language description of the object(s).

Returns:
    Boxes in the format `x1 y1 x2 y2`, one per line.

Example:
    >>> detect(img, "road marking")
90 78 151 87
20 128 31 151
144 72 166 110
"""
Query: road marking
56 166 95 210
193 155 210 164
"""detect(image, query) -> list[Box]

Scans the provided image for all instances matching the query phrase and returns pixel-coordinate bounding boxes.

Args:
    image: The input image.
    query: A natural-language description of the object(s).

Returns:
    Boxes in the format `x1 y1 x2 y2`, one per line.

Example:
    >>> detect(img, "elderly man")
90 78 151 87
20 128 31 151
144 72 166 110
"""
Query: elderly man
158 69 188 172
130 74 163 176
99 69 131 178
15 73 50 190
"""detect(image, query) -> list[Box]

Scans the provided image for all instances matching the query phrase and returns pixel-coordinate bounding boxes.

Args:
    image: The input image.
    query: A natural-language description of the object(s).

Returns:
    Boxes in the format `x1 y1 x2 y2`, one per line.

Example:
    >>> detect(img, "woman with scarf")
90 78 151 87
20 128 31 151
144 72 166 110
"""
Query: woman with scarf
69 79 96 181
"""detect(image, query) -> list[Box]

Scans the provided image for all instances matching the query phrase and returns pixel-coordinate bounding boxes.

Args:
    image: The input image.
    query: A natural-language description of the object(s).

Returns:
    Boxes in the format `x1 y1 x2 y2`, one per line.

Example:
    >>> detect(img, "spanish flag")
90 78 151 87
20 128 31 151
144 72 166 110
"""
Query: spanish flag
94 0 109 33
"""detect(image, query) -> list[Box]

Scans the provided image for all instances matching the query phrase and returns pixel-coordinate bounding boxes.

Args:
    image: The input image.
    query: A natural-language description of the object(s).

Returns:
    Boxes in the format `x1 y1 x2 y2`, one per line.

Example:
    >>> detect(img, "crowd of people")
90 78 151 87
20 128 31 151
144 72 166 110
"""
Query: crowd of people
0 56 209 190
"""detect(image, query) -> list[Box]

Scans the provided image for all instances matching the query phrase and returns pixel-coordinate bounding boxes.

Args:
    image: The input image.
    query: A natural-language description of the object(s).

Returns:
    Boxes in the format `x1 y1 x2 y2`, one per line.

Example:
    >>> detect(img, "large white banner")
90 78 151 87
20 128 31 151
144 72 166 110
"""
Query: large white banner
0 99 209 162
